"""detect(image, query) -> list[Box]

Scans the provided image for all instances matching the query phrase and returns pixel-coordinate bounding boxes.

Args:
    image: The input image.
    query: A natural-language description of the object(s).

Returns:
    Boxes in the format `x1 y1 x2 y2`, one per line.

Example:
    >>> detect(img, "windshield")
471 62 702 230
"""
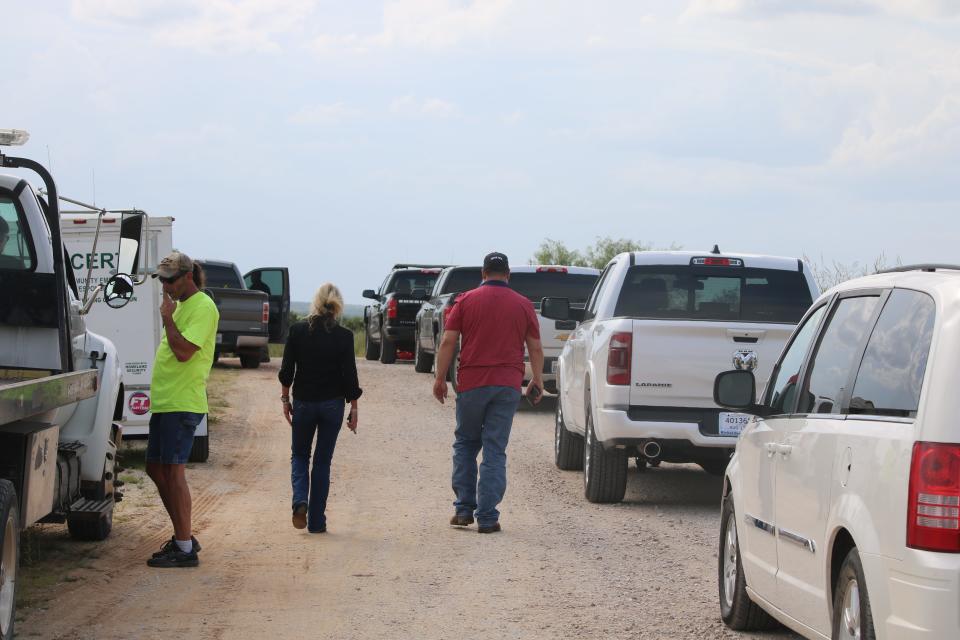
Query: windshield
441 268 482 295
386 269 441 297
614 266 812 322
202 264 242 288
509 272 598 307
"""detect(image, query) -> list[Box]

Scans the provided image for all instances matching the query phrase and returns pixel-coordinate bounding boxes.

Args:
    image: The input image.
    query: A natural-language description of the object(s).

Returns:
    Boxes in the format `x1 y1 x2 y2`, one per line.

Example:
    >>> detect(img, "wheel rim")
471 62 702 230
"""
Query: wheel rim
1 512 16 636
722 511 738 610
839 578 861 640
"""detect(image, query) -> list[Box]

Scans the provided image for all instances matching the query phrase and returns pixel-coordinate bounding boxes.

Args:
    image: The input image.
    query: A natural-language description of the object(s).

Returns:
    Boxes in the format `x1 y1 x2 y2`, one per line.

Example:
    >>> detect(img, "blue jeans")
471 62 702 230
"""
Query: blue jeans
290 398 344 531
452 386 521 526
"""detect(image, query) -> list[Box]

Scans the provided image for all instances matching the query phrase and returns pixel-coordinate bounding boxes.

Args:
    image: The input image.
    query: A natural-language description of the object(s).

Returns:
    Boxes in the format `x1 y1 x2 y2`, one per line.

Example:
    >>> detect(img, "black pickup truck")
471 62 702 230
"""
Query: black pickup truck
412 266 482 372
196 259 290 368
363 264 448 364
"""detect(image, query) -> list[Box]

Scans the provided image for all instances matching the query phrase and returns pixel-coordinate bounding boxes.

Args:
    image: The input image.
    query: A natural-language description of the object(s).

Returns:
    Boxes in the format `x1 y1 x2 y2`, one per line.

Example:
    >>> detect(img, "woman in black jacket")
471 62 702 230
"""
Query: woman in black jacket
278 283 362 533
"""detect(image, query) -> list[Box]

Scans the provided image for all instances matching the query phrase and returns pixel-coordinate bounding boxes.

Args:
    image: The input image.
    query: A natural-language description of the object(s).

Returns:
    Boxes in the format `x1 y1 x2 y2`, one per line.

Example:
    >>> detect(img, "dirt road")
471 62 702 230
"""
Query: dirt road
19 359 798 639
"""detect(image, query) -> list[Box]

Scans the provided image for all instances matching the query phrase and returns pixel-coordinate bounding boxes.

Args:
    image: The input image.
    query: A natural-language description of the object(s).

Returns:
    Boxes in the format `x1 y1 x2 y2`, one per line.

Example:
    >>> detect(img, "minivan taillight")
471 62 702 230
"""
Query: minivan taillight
606 331 632 385
262 302 270 323
387 298 398 319
907 442 960 553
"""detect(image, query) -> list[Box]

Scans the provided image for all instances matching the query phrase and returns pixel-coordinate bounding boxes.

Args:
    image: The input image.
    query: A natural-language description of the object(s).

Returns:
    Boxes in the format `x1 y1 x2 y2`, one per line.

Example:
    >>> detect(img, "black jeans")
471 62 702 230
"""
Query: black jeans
290 398 344 531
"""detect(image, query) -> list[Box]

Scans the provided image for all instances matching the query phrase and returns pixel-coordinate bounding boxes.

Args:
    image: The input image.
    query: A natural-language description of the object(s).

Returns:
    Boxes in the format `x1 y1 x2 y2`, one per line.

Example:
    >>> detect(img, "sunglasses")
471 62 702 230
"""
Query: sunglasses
158 271 187 284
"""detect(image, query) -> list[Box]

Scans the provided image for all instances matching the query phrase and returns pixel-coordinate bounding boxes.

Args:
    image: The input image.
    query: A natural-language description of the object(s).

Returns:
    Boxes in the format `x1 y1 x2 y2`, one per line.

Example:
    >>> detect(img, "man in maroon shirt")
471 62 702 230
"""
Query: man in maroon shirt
433 252 544 533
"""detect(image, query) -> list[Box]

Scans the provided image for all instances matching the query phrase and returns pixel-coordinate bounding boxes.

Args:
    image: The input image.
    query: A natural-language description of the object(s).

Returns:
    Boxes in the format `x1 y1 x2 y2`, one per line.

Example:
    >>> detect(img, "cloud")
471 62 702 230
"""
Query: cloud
288 102 359 126
390 95 458 118
311 0 513 53
72 0 316 54
684 0 959 19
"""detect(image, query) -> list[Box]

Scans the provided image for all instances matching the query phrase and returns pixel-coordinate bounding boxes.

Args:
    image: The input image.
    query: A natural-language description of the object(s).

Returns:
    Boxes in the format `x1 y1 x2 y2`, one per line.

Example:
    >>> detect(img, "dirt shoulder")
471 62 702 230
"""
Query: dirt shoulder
18 359 797 639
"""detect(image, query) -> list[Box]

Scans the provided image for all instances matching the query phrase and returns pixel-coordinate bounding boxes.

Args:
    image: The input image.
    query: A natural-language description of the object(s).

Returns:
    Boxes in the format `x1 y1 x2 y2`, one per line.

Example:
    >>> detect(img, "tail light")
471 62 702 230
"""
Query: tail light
907 442 960 552
606 331 632 385
387 298 398 319
536 266 568 273
262 302 270 323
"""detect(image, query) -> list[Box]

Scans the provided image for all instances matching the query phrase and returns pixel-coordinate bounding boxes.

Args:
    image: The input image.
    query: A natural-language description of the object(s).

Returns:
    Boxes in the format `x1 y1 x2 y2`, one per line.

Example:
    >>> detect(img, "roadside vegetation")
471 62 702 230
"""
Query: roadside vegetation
269 312 365 358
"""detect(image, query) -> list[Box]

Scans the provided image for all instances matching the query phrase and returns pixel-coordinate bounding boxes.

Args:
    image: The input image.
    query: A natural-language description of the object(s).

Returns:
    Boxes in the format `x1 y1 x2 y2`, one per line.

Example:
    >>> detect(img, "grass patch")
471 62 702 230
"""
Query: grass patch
268 315 366 358
206 365 237 424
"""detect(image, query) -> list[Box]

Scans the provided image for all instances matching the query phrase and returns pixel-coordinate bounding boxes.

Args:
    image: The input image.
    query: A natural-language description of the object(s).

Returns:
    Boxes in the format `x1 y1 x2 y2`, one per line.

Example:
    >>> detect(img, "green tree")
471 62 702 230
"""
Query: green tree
531 238 587 267
583 236 652 269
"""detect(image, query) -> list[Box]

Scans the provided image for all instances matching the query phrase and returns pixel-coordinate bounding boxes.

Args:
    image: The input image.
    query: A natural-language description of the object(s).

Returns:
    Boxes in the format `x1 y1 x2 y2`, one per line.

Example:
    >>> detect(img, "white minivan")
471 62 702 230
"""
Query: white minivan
715 265 960 639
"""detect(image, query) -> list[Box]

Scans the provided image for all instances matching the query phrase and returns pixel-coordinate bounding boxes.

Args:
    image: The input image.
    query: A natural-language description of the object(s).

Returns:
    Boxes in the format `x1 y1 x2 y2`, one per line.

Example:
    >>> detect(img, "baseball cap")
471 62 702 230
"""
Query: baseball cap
483 251 510 273
153 250 194 279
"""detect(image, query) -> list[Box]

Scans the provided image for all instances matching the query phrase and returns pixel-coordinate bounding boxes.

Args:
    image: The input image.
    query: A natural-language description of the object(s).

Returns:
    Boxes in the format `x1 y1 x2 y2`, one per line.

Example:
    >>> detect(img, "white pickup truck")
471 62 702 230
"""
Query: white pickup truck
543 249 818 503
508 265 600 394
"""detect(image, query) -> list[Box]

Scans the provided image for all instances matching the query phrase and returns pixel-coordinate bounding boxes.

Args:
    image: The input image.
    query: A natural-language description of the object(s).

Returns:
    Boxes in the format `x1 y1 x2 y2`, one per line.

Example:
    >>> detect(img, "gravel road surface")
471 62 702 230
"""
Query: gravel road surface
19 359 800 639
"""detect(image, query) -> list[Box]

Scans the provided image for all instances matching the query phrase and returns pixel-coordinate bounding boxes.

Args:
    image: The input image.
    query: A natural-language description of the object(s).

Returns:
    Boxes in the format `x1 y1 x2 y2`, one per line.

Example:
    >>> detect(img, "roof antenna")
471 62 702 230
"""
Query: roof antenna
711 244 721 254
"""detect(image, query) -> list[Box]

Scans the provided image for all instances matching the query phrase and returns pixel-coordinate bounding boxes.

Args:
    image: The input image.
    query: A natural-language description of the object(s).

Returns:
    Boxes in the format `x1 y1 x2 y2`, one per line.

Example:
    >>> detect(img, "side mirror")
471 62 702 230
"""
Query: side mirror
362 289 379 300
714 370 757 409
118 212 145 278
103 274 135 309
540 297 570 321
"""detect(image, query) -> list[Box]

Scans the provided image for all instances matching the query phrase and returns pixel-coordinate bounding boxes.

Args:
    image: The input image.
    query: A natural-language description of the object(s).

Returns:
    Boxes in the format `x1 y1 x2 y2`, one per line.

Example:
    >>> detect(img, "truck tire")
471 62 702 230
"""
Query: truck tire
583 402 627 503
379 335 397 364
188 435 210 463
67 506 113 542
364 330 380 361
554 396 583 470
699 459 730 476
413 329 434 373
832 548 876 640
0 480 20 640
447 346 460 392
239 352 260 369
719 496 779 631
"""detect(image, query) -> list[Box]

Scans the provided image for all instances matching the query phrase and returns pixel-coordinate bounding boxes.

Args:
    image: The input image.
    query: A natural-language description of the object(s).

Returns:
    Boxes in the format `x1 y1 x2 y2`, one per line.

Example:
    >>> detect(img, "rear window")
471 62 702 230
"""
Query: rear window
386 269 441 298
441 268 482 295
614 266 812 322
509 272 599 307
202 264 242 288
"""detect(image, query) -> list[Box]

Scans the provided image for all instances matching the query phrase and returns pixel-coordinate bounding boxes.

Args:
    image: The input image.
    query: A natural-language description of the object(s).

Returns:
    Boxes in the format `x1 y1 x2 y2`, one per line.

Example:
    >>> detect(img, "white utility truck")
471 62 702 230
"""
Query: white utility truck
59 213 209 462
0 129 144 639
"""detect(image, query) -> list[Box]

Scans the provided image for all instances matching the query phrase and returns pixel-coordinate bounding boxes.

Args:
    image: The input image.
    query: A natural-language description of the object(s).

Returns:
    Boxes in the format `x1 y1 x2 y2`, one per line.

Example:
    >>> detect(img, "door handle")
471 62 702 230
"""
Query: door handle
593 327 603 335
765 443 777 458
778 444 793 458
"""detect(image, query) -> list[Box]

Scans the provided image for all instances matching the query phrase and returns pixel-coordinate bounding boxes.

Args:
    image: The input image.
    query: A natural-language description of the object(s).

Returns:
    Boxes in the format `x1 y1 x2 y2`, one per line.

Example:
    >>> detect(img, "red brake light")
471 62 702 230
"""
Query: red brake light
536 266 568 273
606 331 632 385
691 257 744 267
387 298 398 319
102 218 116 223
72 219 87 224
262 302 270 323
907 442 960 552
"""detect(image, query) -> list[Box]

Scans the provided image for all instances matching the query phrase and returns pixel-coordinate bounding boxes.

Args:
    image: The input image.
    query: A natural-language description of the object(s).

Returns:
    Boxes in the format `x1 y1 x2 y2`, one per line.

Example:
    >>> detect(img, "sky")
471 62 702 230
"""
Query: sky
3 0 960 303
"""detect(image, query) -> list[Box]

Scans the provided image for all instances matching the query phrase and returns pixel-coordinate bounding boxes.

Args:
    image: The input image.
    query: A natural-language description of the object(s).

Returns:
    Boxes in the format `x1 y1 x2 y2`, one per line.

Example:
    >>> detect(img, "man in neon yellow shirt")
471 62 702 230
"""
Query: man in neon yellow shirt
145 251 219 568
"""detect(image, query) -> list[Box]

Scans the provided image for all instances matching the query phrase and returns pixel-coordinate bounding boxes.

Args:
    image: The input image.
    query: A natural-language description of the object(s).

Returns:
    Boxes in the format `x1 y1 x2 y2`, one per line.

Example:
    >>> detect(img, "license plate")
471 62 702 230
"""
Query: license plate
550 361 558 374
718 412 751 437
216 333 223 344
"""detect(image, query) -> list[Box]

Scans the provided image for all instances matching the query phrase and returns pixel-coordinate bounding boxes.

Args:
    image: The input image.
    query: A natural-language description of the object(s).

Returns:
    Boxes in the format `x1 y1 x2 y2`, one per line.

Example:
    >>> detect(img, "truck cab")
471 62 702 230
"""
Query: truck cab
1 129 143 639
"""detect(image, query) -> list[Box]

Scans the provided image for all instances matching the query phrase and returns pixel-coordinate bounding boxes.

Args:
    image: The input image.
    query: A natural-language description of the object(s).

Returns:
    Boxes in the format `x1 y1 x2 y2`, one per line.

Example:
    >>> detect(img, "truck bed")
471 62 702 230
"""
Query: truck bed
0 370 98 425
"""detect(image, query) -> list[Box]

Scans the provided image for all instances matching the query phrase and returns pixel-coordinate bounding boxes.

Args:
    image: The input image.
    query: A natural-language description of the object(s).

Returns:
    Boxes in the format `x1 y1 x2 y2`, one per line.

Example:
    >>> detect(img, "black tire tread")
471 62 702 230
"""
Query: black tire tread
832 548 876 640
718 496 779 631
413 331 434 373
379 332 397 364
364 329 380 360
555 399 584 470
583 405 627 503
188 435 210 463
239 353 260 369
0 479 19 640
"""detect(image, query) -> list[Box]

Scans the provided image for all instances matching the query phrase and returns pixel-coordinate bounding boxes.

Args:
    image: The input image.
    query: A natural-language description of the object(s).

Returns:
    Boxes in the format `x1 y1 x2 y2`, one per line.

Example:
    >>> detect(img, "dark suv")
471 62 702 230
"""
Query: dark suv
363 265 448 364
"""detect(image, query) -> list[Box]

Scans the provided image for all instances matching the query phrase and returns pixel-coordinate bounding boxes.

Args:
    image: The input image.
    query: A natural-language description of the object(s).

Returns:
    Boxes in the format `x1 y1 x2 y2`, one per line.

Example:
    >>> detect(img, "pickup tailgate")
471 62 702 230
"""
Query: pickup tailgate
207 288 269 335
393 295 425 329
628 321 793 408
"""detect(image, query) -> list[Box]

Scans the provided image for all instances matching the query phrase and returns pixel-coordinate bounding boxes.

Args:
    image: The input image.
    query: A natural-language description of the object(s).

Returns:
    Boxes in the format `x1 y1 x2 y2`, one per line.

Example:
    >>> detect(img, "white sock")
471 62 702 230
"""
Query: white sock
175 539 192 553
